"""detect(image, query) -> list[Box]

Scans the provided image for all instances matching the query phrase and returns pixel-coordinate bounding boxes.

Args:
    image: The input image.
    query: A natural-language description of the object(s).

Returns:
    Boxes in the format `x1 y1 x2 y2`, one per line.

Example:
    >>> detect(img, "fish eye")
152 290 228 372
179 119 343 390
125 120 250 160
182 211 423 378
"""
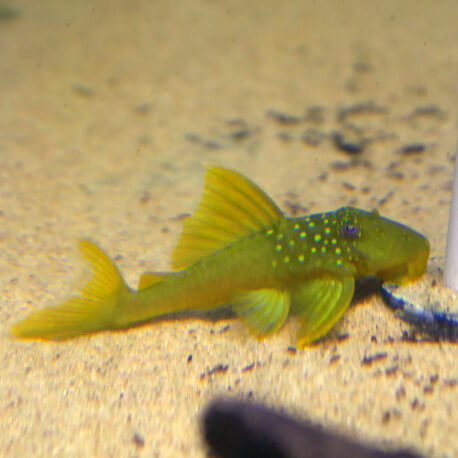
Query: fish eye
340 222 360 239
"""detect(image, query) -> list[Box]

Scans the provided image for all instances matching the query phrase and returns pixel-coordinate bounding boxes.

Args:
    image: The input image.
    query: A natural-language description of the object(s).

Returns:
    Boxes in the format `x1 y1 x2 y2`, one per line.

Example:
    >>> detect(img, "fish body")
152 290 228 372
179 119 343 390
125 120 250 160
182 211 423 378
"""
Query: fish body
12 166 430 347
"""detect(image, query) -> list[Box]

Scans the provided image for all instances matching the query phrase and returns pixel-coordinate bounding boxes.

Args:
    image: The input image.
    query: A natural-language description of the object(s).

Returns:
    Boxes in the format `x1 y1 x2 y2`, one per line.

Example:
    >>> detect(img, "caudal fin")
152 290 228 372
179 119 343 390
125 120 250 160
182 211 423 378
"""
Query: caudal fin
12 240 129 340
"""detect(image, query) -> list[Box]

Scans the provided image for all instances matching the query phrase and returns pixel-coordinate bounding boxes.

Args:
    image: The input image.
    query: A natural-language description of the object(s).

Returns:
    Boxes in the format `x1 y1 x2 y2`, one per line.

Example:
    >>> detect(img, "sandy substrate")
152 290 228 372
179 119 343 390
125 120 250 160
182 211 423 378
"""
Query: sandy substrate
0 1 457 456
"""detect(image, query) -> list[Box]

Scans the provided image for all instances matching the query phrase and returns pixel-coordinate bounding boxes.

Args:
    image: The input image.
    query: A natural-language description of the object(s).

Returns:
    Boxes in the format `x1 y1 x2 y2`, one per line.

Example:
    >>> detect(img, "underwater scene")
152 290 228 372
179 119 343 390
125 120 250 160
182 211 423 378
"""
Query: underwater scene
0 1 457 457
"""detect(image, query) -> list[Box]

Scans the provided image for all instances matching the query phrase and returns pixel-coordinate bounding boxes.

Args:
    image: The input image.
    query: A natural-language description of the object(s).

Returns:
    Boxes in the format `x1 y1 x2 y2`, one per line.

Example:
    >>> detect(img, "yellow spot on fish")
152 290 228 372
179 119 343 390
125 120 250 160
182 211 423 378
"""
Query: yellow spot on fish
314 234 321 242
331 238 337 246
335 247 342 255
267 229 274 236
321 246 326 253
298 254 305 263
300 231 306 239
324 219 329 225
294 223 300 231
276 244 282 252
289 240 295 247
311 247 317 254
325 228 331 235
277 234 284 241
308 222 315 229
337 259 343 267
284 255 290 264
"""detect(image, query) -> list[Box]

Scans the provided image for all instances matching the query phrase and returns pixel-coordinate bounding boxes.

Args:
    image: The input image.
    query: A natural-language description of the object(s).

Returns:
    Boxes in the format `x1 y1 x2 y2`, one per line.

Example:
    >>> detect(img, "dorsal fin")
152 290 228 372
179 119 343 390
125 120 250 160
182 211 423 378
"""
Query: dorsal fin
171 165 283 270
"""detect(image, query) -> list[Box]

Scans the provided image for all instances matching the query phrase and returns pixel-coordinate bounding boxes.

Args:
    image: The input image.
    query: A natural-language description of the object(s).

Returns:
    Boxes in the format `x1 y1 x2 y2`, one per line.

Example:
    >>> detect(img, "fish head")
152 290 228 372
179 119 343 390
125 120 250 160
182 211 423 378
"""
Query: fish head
334 207 430 285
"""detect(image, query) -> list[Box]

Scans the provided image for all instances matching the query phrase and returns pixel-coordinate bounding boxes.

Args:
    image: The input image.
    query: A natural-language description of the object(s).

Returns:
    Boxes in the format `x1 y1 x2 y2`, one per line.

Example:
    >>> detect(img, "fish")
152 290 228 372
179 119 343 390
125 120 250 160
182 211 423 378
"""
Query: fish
11 165 430 347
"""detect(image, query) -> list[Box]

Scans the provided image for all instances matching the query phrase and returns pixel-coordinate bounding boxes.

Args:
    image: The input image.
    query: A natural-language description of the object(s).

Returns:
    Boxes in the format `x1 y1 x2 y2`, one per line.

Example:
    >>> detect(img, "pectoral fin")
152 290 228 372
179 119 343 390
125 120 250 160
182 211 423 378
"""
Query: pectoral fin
232 288 290 337
292 276 354 347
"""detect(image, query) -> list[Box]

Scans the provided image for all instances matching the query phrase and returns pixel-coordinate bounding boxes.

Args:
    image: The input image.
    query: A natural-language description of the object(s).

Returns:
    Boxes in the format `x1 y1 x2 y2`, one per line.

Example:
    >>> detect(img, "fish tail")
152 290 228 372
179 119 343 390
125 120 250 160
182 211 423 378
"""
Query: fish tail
12 239 130 340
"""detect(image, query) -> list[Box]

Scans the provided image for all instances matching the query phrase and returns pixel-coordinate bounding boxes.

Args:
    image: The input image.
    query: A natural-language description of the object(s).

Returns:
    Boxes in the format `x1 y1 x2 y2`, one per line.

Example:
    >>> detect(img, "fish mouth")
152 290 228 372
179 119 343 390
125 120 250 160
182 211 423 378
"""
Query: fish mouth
378 255 429 286
378 263 410 285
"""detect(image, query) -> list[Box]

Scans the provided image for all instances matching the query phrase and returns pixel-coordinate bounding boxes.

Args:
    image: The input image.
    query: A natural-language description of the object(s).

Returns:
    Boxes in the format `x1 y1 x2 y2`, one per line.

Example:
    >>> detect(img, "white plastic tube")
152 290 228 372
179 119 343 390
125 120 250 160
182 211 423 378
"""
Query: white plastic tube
444 139 458 290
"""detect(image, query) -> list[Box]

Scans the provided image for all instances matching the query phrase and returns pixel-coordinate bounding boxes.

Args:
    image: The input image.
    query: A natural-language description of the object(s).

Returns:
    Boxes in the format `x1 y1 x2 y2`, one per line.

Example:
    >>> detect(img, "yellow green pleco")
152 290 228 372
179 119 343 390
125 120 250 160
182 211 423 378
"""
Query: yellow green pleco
12 165 430 348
